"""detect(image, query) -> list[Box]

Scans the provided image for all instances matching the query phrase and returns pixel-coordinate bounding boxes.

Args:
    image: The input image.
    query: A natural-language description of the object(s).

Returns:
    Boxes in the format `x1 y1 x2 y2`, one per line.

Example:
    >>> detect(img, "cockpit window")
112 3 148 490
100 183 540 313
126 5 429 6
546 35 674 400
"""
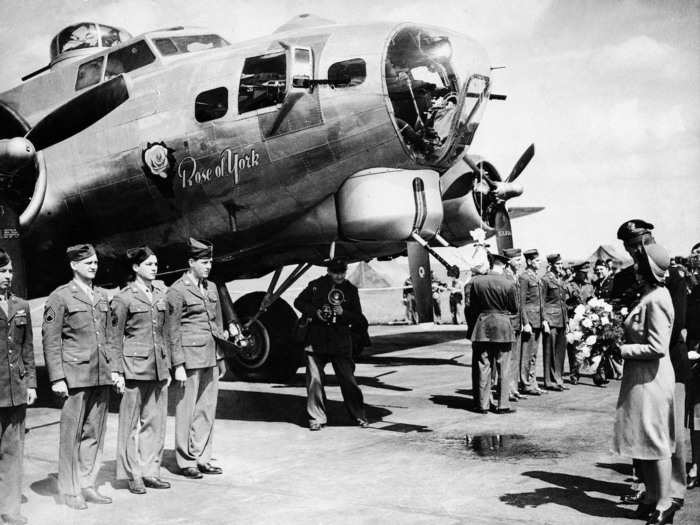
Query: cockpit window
238 51 286 113
58 23 99 54
153 34 229 56
75 56 104 91
102 26 131 48
328 58 366 87
105 40 156 80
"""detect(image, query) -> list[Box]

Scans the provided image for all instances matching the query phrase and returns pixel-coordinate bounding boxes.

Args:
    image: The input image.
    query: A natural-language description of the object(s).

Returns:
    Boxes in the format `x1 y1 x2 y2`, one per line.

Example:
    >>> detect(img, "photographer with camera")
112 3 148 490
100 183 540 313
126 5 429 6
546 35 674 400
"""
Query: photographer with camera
294 259 368 431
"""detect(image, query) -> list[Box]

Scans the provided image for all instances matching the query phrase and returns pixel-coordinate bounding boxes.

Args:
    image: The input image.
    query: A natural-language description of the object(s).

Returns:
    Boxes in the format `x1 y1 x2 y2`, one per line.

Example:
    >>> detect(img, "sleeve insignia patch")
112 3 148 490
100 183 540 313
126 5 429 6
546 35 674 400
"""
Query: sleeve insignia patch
44 306 56 324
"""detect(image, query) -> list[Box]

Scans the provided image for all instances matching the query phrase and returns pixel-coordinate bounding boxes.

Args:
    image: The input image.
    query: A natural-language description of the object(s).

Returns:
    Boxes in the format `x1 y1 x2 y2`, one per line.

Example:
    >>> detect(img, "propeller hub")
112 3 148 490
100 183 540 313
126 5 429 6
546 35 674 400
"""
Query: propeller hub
0 137 36 174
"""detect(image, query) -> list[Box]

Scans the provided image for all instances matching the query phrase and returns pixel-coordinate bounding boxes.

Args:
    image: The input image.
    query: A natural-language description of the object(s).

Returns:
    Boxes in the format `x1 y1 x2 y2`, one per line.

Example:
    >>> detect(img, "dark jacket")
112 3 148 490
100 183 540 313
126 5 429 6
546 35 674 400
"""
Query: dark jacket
667 265 691 383
467 272 518 343
611 265 644 310
166 273 225 370
518 269 543 329
0 295 35 407
541 271 568 328
594 274 614 301
42 281 112 388
504 268 522 331
110 282 171 381
294 275 363 356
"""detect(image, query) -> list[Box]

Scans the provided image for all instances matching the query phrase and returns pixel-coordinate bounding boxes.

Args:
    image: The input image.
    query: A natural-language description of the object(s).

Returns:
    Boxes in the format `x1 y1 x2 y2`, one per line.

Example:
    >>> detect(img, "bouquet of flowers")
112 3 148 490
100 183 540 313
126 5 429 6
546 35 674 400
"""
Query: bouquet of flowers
567 298 626 374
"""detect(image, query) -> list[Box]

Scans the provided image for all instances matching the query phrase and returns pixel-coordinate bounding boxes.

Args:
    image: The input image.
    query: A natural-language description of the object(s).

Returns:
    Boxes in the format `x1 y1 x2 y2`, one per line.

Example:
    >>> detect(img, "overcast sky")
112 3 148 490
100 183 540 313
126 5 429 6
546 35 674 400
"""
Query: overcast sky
1 0 698 259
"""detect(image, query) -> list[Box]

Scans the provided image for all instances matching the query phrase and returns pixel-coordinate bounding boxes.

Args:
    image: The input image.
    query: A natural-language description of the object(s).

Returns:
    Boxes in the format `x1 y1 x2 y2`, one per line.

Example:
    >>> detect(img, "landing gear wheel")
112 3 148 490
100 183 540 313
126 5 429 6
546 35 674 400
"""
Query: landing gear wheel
228 292 303 382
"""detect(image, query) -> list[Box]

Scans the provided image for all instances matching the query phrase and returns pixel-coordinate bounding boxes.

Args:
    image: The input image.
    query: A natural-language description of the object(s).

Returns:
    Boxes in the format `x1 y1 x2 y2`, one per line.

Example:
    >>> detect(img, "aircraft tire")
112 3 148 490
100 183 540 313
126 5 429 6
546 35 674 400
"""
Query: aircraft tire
228 292 304 382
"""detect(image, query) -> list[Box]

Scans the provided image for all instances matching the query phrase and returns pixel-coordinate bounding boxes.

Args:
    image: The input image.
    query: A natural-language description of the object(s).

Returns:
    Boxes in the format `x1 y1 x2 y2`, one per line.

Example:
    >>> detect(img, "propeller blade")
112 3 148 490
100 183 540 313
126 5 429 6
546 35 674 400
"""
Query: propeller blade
505 143 535 183
493 205 513 253
26 75 129 152
407 242 433 323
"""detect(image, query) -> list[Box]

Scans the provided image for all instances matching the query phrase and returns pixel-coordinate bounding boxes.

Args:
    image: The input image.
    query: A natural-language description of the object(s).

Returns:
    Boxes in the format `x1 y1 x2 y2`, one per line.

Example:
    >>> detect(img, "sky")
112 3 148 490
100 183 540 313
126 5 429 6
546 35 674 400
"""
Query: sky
0 0 698 260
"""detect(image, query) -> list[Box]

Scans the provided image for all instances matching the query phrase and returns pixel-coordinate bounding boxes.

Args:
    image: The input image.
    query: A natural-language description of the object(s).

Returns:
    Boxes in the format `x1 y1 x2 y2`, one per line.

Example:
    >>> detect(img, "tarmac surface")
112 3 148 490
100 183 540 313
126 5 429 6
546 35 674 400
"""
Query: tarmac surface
19 324 700 524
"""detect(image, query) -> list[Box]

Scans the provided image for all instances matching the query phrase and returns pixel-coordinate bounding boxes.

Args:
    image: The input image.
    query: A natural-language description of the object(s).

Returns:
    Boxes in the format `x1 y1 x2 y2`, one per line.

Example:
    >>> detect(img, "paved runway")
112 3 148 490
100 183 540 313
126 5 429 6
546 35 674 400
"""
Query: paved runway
20 324 699 524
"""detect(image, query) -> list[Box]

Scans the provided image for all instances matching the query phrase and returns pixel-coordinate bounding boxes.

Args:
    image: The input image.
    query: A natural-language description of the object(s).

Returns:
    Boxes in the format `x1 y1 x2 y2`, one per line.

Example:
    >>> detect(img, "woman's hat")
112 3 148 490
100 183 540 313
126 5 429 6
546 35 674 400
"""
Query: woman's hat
643 243 670 283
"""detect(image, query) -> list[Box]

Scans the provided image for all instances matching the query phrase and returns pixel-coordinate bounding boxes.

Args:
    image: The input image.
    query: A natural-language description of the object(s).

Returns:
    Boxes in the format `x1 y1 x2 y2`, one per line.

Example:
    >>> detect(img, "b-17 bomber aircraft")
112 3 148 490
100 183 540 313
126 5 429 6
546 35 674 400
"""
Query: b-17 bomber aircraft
0 14 542 380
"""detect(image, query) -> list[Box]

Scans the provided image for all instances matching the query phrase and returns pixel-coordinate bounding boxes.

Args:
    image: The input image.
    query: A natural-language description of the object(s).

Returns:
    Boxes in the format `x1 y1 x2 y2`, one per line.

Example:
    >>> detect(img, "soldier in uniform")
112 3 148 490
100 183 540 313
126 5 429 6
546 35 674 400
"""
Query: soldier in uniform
566 262 595 384
467 252 518 413
42 244 115 509
110 247 172 494
541 254 569 391
593 259 614 300
518 249 545 396
166 238 234 478
611 219 656 310
294 259 368 431
0 250 36 525
502 248 525 401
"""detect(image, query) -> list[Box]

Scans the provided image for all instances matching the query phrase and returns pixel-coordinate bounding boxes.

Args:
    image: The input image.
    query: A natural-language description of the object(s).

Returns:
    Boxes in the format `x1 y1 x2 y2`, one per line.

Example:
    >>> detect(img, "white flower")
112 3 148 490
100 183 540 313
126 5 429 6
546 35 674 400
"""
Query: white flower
585 335 597 346
470 227 486 243
589 313 599 322
577 345 591 358
587 298 599 308
581 318 593 329
600 316 609 326
573 330 584 342
603 303 613 313
566 332 576 344
620 307 629 316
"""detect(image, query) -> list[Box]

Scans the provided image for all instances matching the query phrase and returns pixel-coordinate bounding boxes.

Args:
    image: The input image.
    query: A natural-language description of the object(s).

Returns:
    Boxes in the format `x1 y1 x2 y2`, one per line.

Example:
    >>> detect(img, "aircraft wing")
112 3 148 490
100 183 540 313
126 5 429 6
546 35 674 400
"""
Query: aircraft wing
507 206 544 220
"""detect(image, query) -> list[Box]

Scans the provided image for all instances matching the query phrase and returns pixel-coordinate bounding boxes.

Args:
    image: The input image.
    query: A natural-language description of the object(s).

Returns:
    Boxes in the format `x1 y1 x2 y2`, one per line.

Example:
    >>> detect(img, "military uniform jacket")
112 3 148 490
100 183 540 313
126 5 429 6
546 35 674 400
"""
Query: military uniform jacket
110 282 170 381
42 282 112 388
518 269 543 329
541 271 569 328
0 295 35 407
566 281 595 315
594 275 614 301
294 275 363 356
466 272 518 343
166 274 224 370
611 265 644 310
504 269 522 331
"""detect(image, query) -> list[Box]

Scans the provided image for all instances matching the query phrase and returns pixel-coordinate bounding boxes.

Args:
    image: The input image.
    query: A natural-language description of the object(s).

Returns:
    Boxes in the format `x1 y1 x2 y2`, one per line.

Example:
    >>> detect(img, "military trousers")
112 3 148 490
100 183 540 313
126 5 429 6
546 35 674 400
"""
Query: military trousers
0 405 25 517
520 329 541 391
474 342 511 411
117 379 168 481
566 343 581 380
543 327 566 388
509 332 522 395
305 350 365 425
175 366 218 469
58 386 110 496
670 382 687 500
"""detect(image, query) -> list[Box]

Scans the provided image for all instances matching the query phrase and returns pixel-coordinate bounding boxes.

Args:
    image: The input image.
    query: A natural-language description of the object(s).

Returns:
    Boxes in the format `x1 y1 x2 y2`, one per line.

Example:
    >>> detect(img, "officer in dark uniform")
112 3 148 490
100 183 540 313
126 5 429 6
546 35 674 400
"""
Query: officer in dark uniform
541 253 569 391
42 244 114 510
566 261 595 384
294 259 368 430
518 249 545 395
110 247 172 494
611 219 656 309
593 259 614 300
467 252 518 413
166 238 233 478
0 250 35 525
502 248 525 401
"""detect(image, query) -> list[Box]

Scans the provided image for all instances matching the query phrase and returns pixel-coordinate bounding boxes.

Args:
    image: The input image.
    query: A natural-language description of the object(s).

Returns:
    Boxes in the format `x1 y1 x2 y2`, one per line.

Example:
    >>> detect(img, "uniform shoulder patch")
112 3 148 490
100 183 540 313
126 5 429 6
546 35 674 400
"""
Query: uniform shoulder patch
44 306 56 324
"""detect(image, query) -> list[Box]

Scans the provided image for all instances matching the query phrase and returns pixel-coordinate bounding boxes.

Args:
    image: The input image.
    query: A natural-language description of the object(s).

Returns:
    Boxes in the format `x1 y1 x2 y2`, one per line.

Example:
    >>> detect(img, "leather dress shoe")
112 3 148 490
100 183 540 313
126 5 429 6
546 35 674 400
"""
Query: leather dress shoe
63 494 87 510
357 419 370 428
1 514 28 525
495 407 516 414
560 384 570 390
180 467 203 479
476 408 489 414
508 395 518 402
646 504 678 525
309 422 322 431
143 476 171 489
522 389 540 396
547 385 564 392
81 487 112 504
198 463 223 475
128 479 146 495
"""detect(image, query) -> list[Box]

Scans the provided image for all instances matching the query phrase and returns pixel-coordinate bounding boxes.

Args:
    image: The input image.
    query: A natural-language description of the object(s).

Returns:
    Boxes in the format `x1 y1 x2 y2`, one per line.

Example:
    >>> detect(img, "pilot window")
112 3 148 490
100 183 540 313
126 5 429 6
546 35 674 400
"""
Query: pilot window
75 56 104 91
153 34 228 56
195 87 228 122
328 58 366 87
238 51 286 114
105 40 156 80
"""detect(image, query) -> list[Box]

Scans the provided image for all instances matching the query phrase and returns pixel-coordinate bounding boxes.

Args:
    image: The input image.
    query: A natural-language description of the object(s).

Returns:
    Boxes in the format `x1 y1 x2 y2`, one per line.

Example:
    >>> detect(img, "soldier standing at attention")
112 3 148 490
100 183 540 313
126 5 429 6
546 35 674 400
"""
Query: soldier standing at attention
166 238 234 479
42 244 116 510
519 249 545 396
566 262 595 384
110 247 172 494
294 259 368 431
467 252 518 413
0 250 36 525
541 254 570 391
503 248 525 402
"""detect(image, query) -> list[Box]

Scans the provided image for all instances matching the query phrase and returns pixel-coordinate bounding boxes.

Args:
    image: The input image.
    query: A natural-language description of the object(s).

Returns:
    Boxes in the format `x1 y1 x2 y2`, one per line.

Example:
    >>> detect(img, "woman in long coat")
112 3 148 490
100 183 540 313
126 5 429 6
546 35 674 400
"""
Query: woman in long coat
613 244 676 524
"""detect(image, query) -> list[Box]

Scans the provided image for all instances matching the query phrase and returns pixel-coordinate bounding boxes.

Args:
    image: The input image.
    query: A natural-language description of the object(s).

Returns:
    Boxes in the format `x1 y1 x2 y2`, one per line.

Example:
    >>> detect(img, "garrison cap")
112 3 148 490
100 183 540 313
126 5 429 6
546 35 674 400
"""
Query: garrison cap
0 249 9 268
126 246 155 266
616 219 654 242
573 261 590 272
66 243 96 262
188 238 213 260
547 253 562 264
524 249 539 259
327 258 348 272
503 248 522 259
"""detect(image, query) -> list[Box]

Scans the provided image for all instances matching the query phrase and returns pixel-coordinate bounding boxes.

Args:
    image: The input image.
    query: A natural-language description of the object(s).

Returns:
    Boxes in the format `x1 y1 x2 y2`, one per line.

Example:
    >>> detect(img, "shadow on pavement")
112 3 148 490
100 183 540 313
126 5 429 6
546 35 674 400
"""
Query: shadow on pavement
429 394 484 414
358 355 468 367
275 370 413 392
364 330 467 356
500 470 632 519
596 462 633 476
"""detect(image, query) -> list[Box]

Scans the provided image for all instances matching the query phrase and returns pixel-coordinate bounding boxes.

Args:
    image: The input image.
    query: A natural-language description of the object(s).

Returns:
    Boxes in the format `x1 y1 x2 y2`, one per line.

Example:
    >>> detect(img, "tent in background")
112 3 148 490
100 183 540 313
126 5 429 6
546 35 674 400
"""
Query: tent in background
347 261 392 289
586 245 632 268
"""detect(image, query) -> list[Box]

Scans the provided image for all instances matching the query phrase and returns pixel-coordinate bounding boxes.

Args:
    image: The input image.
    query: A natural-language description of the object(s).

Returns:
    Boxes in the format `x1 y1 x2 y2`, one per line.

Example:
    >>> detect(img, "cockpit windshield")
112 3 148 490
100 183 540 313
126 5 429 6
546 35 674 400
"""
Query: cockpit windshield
385 26 490 166
51 23 131 62
152 34 229 56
